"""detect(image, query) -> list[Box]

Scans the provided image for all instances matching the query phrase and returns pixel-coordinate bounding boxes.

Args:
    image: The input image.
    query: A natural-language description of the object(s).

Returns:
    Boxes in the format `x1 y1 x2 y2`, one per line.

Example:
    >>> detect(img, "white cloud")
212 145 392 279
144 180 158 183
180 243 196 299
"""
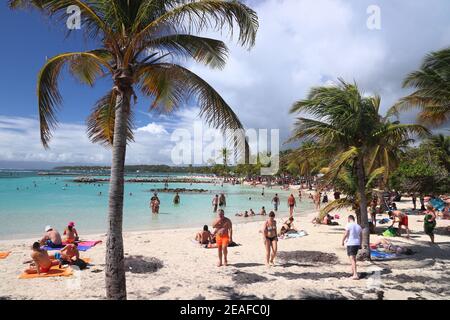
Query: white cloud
136 122 168 135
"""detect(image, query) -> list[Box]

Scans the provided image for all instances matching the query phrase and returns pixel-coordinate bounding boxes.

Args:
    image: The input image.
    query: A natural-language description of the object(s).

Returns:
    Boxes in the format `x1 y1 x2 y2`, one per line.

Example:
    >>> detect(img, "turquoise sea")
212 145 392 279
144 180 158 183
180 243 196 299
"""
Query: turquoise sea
0 170 314 240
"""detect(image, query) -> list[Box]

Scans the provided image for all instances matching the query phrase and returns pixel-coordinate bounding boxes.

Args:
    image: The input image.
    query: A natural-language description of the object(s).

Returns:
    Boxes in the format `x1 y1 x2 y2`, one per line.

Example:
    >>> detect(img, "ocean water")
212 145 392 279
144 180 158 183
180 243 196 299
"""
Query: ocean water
0 170 314 240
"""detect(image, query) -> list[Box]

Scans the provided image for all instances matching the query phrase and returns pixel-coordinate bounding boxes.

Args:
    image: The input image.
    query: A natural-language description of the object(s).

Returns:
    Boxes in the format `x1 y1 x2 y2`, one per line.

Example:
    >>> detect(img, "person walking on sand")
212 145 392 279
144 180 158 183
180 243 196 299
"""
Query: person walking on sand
212 209 233 267
288 194 296 218
314 191 321 210
272 194 280 211
262 211 278 266
342 215 362 280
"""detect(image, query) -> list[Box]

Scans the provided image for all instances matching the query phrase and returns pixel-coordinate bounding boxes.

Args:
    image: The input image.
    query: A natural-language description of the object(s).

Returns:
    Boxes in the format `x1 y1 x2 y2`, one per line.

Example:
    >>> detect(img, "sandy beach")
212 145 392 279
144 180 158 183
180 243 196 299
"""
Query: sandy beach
0 196 449 300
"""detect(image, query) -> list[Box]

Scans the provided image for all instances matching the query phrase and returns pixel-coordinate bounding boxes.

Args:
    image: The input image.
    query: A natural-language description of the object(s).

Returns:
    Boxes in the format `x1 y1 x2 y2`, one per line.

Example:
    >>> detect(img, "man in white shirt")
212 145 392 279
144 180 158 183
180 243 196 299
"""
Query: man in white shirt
342 215 362 280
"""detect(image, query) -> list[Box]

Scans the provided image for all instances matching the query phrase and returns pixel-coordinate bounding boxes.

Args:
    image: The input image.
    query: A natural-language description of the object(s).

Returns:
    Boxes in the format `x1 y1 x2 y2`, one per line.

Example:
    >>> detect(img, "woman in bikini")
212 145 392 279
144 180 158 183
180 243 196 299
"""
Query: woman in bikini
262 211 278 266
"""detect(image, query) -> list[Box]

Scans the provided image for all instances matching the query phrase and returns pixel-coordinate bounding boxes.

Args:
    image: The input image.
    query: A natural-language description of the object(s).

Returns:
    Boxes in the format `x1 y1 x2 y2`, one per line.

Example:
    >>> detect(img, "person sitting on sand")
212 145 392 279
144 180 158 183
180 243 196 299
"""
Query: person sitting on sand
212 209 233 267
372 238 413 255
195 225 213 245
424 204 437 244
25 242 60 275
388 210 410 238
40 226 63 248
279 217 296 236
63 222 79 244
259 206 267 216
249 209 256 216
52 243 80 265
173 192 180 205
262 211 278 266
322 213 338 226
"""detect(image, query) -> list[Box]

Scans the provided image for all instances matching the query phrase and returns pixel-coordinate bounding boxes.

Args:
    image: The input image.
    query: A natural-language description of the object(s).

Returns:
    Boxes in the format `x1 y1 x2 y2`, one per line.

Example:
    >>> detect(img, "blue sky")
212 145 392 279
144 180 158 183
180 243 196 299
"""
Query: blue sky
0 0 449 168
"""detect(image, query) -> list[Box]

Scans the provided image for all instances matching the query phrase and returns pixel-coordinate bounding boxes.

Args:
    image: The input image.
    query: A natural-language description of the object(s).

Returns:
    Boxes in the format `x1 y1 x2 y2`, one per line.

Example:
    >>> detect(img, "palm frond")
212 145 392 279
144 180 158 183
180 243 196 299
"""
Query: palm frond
37 51 112 148
86 90 134 147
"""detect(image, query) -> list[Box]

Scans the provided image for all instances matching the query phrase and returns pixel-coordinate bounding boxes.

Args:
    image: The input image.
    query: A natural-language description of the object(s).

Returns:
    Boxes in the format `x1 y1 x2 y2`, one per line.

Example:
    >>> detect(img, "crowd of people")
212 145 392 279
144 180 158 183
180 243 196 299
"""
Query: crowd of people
24 222 85 275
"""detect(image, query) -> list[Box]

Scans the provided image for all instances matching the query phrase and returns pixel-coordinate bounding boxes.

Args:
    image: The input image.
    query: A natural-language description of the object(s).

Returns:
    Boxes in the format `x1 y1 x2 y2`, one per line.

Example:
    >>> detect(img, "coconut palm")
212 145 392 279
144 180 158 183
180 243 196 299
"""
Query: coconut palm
389 47 450 126
426 134 450 171
289 79 429 259
10 0 258 299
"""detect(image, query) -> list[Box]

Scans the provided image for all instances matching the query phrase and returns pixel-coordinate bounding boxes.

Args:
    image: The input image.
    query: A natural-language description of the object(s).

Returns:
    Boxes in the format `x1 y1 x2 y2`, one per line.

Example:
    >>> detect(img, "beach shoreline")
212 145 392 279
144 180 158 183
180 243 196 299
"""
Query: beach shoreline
1 198 449 300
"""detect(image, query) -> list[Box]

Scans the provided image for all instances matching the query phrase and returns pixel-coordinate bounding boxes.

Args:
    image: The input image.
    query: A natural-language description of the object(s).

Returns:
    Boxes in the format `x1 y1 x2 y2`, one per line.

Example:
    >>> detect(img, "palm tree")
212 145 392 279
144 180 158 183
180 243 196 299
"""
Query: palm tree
11 0 258 299
289 79 429 259
426 134 450 171
389 47 450 126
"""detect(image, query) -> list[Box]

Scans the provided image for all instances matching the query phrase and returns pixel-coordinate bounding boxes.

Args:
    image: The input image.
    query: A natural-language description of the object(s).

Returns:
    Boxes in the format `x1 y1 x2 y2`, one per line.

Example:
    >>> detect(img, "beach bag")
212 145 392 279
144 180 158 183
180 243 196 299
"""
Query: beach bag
382 227 397 237
73 258 88 270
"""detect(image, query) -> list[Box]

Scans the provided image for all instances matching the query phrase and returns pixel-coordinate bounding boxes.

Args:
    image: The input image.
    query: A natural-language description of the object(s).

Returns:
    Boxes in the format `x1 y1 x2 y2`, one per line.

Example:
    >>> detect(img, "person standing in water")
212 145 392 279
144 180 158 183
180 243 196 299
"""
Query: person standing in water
219 193 226 207
272 194 280 212
150 193 160 214
262 211 278 266
212 209 233 267
173 192 180 205
212 194 219 212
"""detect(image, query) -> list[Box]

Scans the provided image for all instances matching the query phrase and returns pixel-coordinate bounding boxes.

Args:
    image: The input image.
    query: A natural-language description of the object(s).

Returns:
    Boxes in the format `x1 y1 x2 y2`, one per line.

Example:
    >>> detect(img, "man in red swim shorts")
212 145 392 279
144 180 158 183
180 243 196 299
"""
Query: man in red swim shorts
212 209 233 267
389 210 410 238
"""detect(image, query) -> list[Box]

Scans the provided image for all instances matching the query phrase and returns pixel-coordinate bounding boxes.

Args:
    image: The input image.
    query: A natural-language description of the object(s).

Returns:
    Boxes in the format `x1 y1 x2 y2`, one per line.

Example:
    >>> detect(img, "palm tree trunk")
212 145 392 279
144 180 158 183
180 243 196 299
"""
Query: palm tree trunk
105 89 131 300
356 156 371 260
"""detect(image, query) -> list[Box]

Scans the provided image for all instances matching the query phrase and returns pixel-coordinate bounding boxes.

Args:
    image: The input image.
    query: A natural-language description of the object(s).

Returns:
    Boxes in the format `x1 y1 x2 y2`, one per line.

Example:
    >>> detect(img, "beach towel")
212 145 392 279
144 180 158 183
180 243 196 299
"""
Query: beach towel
282 230 308 239
370 249 398 260
42 240 102 252
18 266 73 279
430 198 445 211
0 251 11 259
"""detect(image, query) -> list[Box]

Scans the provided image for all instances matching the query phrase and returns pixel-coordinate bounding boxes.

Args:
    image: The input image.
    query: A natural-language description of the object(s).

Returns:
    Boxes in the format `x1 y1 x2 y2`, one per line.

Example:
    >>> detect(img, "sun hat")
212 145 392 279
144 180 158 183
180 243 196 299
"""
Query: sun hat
68 221 75 227
45 225 52 232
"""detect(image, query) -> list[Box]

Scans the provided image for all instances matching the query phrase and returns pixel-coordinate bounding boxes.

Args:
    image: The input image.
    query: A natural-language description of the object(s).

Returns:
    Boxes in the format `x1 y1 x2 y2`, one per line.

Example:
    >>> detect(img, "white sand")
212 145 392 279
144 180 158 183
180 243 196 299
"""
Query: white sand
0 197 449 300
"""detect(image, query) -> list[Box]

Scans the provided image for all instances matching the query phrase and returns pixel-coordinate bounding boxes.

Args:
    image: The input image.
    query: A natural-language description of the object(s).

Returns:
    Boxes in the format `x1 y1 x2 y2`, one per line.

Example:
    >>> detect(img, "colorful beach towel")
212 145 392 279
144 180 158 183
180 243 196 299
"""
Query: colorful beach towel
370 249 398 260
430 198 446 211
382 227 398 237
42 240 102 252
0 251 11 259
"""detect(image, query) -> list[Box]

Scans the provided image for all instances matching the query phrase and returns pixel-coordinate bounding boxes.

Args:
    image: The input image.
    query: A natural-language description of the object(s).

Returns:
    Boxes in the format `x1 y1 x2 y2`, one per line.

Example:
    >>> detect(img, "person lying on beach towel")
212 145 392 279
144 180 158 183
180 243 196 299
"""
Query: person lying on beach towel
40 225 63 248
371 238 414 255
195 225 213 245
279 217 296 236
25 242 60 275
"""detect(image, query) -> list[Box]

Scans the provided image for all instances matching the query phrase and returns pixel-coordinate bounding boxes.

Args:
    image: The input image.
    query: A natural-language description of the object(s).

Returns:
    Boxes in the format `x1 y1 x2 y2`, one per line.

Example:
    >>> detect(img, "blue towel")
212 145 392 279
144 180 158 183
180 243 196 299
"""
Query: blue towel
41 245 91 252
370 249 397 260
430 198 445 211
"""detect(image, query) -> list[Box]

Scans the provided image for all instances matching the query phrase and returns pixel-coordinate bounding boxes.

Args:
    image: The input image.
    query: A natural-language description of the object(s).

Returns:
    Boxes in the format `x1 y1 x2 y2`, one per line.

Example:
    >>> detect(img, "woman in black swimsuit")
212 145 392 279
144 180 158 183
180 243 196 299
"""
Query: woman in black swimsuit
262 211 278 266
